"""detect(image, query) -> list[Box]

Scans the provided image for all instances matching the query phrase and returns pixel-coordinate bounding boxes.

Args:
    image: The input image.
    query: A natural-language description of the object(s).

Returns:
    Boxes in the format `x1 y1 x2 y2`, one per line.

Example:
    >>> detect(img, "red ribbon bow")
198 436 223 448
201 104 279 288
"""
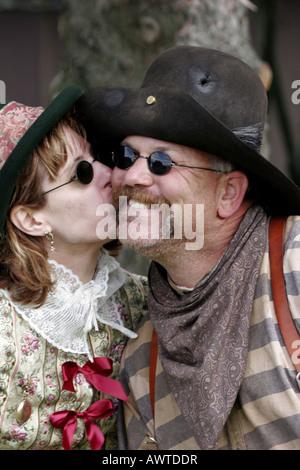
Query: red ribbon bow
62 357 128 402
50 399 113 450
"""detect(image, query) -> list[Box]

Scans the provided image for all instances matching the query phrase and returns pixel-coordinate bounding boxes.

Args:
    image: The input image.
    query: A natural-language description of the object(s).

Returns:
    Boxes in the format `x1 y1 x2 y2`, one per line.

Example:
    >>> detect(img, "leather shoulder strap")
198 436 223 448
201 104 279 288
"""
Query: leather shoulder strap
150 328 158 418
149 328 159 448
269 217 300 387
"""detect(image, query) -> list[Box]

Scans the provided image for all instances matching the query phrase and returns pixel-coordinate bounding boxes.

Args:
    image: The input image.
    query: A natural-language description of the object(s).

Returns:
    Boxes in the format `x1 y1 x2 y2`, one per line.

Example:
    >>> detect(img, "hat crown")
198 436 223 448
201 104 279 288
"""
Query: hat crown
75 48 299 215
141 46 267 130
0 102 44 171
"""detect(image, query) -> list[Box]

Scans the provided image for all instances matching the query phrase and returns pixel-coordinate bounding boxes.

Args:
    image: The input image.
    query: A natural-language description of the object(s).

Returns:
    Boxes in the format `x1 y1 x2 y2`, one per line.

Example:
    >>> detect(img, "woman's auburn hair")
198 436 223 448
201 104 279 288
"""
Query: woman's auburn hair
0 112 120 307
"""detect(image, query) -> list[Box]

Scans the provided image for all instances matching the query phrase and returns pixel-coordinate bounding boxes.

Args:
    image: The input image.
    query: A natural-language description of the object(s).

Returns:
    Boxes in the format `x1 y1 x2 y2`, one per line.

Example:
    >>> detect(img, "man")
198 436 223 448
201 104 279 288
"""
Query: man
76 46 300 450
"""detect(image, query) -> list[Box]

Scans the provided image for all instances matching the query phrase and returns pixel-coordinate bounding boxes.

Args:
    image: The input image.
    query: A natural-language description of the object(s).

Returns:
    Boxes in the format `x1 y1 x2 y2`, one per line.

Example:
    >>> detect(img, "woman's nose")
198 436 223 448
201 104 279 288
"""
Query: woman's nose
94 160 113 185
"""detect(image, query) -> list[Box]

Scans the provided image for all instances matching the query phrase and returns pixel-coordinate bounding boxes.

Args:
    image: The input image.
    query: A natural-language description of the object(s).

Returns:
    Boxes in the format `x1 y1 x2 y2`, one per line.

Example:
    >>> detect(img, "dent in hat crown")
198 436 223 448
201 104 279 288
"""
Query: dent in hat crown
141 45 268 130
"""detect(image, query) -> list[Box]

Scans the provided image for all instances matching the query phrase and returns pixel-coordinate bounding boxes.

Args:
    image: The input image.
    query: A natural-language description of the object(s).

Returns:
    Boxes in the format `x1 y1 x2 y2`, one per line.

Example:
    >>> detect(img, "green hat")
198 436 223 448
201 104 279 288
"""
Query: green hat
76 46 300 215
0 84 82 234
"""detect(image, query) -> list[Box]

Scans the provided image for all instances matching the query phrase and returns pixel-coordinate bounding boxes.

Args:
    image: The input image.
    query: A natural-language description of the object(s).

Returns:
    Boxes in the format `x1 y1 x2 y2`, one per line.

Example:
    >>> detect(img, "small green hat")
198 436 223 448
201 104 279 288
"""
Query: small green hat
0 84 82 234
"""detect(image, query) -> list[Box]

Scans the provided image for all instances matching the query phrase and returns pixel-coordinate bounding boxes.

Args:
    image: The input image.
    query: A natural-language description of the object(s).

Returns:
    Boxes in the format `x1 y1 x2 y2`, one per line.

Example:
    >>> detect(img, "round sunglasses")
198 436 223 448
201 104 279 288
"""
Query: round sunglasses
112 146 227 176
42 160 95 195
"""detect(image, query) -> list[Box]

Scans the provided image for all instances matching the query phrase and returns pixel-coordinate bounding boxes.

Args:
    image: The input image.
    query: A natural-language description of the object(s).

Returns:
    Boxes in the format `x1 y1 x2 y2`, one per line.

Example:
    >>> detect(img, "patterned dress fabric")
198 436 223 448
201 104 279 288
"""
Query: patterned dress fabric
0 250 148 450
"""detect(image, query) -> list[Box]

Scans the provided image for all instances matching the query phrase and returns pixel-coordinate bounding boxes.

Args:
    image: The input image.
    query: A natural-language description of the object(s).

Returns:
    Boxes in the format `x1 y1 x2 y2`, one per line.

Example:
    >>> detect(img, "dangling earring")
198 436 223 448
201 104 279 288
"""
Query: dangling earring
45 230 55 252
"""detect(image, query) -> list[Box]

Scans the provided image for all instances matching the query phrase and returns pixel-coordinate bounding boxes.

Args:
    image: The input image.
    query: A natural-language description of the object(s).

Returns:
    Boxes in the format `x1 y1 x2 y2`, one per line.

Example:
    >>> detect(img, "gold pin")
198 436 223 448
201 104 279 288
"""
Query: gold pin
146 95 156 105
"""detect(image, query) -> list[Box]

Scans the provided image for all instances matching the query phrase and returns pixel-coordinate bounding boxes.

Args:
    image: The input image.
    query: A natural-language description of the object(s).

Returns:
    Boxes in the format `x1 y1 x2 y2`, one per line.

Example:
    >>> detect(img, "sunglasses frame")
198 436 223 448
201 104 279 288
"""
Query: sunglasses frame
42 159 95 195
113 146 227 176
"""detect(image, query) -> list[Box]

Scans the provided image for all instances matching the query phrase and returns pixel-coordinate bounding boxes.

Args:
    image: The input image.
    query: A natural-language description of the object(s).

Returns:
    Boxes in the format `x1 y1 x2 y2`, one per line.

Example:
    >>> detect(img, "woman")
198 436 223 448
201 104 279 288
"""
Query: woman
0 84 148 450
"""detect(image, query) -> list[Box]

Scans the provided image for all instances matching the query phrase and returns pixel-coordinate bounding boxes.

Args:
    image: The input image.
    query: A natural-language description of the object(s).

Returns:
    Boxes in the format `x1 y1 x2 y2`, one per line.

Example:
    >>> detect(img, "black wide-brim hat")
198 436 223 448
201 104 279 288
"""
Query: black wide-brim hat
0 84 82 234
76 46 300 216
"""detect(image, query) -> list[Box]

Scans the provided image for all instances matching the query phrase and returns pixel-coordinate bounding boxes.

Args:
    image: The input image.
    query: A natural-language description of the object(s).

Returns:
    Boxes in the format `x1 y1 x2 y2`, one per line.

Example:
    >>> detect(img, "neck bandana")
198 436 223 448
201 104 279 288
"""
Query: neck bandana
148 206 268 449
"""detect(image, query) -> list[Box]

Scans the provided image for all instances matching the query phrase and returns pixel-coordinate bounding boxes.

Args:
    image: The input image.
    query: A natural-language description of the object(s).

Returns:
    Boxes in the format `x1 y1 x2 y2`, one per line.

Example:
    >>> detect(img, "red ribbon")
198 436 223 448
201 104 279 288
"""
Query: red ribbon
50 399 114 450
62 357 128 402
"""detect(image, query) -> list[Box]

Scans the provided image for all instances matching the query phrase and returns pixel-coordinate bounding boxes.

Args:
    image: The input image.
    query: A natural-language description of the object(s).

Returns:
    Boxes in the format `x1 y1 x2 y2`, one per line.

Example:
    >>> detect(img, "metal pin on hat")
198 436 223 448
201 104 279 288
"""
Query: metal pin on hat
146 95 156 105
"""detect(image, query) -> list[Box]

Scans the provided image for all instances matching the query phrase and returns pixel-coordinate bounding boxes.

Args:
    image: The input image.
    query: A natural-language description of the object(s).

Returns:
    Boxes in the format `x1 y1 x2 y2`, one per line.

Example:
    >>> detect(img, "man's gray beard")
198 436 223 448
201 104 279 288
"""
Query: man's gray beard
118 227 185 263
112 186 191 260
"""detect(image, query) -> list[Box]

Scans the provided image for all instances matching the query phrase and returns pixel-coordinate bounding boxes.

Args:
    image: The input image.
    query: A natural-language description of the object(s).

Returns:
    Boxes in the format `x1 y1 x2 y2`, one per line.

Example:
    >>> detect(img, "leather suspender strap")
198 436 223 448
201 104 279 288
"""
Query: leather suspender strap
269 217 300 388
150 328 158 418
149 328 158 447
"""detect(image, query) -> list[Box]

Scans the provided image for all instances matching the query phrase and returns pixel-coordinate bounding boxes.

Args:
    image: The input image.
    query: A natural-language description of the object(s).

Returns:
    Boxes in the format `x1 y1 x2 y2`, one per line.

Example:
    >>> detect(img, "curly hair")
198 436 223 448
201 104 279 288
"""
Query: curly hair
0 112 119 307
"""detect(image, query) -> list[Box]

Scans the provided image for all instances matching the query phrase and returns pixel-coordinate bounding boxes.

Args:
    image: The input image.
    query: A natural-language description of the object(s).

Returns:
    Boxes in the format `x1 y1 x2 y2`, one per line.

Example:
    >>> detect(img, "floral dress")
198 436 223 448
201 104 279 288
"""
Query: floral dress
0 249 148 450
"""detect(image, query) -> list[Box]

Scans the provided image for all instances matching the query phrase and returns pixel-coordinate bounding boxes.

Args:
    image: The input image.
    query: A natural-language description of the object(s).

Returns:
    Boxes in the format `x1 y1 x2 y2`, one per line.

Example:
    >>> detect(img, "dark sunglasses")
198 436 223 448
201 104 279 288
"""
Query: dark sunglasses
43 160 95 195
112 146 226 176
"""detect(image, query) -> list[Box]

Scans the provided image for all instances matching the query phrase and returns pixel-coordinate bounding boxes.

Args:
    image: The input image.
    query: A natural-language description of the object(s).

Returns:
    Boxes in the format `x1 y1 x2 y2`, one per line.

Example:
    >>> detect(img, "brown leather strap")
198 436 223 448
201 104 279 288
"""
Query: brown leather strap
269 217 300 381
150 328 158 417
149 328 159 447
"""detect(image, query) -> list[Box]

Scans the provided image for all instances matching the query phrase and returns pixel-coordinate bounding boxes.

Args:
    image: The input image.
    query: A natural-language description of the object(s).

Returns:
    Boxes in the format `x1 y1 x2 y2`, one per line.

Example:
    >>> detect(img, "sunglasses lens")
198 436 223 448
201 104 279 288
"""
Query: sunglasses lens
149 151 172 175
112 147 172 175
113 146 136 169
76 160 94 184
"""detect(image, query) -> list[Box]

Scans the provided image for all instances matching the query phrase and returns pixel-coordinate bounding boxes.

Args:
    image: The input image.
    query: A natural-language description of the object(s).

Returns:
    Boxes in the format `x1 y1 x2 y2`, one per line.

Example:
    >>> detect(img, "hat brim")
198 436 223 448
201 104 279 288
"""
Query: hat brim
0 83 82 234
76 86 300 215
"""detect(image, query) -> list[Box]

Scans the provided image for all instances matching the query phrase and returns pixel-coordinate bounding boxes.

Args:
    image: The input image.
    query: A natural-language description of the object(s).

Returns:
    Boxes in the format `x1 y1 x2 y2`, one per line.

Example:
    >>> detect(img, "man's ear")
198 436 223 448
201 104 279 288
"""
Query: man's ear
10 205 49 237
217 171 249 218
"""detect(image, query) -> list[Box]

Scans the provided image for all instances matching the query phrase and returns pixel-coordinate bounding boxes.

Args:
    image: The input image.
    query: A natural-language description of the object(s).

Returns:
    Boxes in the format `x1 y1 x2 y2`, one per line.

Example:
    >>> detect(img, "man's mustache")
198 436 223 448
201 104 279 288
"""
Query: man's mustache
112 186 171 210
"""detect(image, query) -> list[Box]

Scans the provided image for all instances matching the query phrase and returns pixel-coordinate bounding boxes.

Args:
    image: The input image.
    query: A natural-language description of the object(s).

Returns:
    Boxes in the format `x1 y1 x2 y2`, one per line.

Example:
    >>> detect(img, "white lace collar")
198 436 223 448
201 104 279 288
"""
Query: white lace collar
8 249 137 361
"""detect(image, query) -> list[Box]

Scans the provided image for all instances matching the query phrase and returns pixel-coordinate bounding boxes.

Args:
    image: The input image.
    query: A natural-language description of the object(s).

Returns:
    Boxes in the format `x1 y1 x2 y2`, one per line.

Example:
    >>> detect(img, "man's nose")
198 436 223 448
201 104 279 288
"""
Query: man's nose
122 157 154 187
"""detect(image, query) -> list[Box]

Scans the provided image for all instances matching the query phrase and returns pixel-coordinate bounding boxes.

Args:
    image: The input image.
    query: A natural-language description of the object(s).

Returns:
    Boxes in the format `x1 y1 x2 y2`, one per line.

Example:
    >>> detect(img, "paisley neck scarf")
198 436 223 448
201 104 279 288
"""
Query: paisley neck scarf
148 206 268 449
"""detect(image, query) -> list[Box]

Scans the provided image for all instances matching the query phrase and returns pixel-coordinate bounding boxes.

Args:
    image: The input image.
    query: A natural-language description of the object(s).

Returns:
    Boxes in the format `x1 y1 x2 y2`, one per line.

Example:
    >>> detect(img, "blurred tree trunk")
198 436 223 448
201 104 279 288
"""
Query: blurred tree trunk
52 0 264 275
52 0 262 92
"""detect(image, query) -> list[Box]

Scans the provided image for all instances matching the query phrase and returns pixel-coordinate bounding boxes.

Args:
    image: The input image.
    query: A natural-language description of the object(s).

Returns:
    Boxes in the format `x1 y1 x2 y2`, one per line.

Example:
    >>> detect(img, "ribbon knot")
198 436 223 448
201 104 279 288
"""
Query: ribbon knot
50 399 113 450
62 357 128 402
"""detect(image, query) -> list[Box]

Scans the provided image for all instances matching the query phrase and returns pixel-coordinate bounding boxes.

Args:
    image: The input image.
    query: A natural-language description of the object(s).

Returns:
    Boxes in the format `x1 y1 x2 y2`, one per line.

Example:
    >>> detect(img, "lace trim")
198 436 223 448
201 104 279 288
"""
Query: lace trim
7 249 137 360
